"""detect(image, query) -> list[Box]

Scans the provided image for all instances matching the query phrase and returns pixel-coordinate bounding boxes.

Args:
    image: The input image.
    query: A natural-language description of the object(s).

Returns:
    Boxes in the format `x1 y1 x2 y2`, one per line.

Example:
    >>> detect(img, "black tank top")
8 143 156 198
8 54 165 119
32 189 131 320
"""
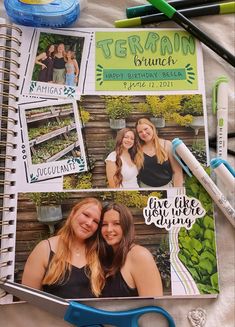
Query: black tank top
138 153 173 187
53 56 65 69
42 243 94 299
100 272 138 297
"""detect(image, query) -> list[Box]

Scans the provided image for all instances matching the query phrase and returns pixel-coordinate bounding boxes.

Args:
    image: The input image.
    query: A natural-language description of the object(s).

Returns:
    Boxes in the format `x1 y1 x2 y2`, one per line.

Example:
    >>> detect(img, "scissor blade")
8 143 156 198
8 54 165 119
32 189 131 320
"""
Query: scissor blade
1 281 69 318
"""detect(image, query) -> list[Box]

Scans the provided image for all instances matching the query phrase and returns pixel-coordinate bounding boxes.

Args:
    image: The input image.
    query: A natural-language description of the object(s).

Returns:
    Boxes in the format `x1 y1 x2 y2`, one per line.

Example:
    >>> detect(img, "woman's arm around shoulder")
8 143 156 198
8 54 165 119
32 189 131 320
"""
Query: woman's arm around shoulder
165 140 184 187
35 52 46 65
129 245 163 296
105 151 118 188
21 238 51 290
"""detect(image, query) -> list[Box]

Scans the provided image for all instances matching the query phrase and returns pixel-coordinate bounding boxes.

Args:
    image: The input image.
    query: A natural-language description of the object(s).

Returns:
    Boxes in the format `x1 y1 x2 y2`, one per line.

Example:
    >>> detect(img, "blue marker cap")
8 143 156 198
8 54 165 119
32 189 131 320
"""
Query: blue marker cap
210 157 235 177
172 138 192 177
4 0 87 28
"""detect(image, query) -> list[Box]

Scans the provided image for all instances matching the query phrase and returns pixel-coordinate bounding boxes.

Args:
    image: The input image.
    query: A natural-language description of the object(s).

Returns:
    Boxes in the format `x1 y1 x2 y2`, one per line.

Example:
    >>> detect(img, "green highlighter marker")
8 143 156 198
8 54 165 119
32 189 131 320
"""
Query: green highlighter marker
147 0 235 67
115 2 235 27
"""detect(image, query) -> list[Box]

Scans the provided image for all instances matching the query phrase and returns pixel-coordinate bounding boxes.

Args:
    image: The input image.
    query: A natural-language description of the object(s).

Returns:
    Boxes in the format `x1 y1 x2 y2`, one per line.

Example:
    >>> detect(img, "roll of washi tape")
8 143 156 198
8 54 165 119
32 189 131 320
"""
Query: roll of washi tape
4 0 87 27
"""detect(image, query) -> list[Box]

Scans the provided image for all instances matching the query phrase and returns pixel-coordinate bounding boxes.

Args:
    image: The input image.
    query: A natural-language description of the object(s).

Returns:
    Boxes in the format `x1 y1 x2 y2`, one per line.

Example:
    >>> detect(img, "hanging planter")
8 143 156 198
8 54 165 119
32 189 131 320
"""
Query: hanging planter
29 192 68 235
189 116 204 135
150 117 166 128
36 205 63 235
109 118 126 130
104 96 133 130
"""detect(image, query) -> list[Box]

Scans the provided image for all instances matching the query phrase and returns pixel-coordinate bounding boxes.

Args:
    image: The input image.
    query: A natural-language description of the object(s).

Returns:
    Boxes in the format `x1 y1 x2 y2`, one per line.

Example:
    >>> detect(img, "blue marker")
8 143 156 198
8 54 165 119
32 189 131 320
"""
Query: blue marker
210 158 235 194
4 0 87 28
172 138 235 227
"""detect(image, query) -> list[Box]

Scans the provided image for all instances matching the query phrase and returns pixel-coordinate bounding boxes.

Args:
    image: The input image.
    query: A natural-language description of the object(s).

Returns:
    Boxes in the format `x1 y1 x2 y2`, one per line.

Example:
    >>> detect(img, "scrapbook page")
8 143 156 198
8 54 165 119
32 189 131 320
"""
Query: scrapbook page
0 22 219 305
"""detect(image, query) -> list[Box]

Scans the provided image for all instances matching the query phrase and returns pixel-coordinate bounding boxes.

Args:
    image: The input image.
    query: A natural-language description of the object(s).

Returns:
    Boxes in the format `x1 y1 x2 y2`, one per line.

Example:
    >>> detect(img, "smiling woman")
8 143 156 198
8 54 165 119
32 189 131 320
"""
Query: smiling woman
99 203 163 297
21 197 104 299
105 128 139 188
135 117 183 187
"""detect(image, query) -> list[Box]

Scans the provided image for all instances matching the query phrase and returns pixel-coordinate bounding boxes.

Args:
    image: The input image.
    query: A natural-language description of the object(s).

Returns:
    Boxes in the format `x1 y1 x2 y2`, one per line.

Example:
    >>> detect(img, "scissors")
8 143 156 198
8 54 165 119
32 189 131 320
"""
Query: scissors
1 280 175 327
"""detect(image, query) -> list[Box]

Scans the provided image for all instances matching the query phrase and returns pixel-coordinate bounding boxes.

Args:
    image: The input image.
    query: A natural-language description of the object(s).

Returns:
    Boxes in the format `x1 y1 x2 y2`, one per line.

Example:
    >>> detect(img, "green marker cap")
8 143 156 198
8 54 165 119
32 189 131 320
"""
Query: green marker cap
147 0 176 18
212 76 229 114
115 17 141 28
220 2 235 14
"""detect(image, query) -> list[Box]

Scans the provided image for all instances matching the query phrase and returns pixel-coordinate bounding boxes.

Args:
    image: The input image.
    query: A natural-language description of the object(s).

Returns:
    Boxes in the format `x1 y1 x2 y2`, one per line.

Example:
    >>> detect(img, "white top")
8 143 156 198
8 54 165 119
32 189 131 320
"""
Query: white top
105 151 139 188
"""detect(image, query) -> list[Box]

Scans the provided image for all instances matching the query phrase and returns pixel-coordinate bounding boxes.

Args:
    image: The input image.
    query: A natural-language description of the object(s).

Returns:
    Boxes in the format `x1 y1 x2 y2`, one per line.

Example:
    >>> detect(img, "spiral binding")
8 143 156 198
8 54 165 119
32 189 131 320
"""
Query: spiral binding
0 22 21 298
0 33 21 46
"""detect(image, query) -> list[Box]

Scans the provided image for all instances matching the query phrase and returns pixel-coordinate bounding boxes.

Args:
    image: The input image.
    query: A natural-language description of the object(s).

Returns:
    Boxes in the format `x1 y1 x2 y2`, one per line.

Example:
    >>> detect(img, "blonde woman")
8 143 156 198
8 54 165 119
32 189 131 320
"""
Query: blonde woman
22 198 104 298
52 43 66 84
105 128 139 188
65 50 79 86
135 118 183 187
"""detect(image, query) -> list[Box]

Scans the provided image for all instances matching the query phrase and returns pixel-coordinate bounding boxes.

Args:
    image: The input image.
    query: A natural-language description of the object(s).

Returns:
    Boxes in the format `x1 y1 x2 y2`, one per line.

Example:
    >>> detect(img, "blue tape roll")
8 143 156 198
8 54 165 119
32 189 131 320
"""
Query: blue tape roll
4 0 80 27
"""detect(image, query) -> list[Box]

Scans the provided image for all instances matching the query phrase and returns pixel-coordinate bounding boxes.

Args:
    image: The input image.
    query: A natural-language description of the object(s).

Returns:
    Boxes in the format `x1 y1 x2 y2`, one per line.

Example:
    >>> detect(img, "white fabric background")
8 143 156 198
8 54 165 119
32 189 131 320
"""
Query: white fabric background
0 1 234 326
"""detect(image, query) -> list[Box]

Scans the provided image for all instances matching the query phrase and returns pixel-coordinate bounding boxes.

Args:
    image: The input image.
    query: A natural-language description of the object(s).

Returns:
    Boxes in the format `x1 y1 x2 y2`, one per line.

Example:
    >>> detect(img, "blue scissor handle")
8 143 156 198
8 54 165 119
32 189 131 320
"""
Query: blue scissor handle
64 301 175 327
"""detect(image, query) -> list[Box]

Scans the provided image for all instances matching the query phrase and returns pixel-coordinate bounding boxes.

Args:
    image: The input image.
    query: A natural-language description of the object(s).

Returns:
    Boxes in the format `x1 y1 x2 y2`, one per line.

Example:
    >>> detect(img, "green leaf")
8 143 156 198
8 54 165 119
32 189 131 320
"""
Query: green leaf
203 215 215 230
198 259 213 274
210 272 219 290
200 251 216 266
204 229 215 241
190 238 203 252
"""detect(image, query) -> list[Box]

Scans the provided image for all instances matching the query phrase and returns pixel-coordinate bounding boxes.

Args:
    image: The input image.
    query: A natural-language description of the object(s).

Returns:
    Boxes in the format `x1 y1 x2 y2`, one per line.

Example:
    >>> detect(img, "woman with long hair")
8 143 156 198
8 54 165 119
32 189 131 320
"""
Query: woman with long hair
22 197 104 298
105 128 139 188
52 43 66 84
35 44 55 83
135 118 183 187
99 203 163 297
65 50 79 86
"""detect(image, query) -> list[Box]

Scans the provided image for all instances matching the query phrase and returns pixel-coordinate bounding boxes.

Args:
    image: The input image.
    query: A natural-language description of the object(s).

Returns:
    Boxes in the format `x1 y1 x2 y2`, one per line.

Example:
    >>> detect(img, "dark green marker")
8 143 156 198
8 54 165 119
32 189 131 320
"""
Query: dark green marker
147 0 235 67
116 2 235 27
126 0 225 18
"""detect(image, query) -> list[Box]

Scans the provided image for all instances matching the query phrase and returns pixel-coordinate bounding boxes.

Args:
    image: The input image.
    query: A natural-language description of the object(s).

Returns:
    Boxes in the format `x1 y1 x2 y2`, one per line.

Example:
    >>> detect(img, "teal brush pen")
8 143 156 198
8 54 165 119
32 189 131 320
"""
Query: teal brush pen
147 0 235 67
116 2 235 27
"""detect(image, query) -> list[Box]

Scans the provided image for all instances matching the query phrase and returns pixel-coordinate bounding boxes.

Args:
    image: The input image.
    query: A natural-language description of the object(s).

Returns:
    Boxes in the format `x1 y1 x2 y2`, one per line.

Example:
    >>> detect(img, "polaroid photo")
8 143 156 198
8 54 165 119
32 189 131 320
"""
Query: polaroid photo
19 28 93 99
19 100 87 183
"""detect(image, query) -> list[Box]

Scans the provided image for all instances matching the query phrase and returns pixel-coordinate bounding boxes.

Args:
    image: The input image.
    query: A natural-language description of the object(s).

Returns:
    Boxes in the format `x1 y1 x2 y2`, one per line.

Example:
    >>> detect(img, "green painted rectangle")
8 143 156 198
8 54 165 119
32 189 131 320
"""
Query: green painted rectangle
103 69 186 81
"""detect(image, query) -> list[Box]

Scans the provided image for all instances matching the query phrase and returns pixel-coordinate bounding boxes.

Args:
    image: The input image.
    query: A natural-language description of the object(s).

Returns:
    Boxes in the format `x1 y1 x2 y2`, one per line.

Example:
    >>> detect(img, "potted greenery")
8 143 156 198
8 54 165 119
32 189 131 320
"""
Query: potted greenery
136 96 166 128
79 106 91 128
182 95 204 135
137 95 185 128
29 192 68 235
104 96 133 129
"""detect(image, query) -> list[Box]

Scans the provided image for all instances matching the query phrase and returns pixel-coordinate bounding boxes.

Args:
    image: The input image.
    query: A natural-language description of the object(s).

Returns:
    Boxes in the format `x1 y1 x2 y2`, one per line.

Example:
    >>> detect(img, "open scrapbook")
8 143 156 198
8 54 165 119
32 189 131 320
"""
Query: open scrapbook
0 20 219 304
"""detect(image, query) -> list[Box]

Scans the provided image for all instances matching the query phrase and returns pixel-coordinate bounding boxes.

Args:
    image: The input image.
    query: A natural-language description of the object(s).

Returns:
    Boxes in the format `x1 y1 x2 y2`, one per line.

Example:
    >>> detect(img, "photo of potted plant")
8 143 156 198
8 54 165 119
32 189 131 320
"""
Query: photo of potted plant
136 96 166 128
79 105 91 128
29 192 68 234
104 96 133 129
182 95 204 135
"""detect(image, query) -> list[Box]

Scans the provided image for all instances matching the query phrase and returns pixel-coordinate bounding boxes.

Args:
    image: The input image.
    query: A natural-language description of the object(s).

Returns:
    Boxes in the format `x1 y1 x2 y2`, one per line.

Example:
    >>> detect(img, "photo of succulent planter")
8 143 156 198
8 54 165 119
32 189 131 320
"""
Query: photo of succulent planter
19 100 87 183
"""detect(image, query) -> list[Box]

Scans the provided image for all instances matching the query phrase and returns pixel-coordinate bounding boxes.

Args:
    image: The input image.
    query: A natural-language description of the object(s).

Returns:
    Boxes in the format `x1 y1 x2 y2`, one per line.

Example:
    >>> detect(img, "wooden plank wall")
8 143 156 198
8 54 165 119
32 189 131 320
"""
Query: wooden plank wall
81 95 205 188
